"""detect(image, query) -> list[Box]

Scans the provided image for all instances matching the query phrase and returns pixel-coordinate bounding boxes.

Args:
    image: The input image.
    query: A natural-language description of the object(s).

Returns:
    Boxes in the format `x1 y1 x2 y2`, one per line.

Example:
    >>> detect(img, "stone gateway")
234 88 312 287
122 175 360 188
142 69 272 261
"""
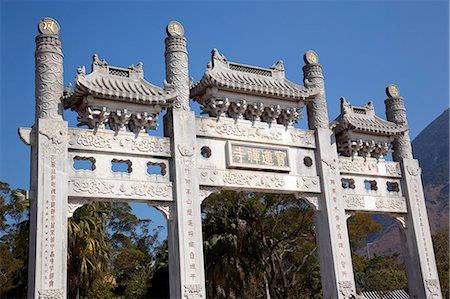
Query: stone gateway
19 18 442 298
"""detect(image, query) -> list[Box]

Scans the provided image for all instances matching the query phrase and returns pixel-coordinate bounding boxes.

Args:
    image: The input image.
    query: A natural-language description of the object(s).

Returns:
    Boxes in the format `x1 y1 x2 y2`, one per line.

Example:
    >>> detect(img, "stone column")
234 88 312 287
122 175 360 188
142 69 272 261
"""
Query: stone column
28 18 69 299
385 85 442 298
303 50 329 130
385 84 413 161
163 21 206 299
303 51 356 298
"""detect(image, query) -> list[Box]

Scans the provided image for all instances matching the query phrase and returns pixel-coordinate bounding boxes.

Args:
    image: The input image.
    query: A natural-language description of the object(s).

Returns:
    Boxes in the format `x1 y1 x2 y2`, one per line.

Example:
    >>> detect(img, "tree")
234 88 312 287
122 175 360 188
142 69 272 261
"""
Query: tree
202 191 321 299
0 182 29 298
352 254 407 293
347 213 382 250
432 227 449 298
67 202 111 298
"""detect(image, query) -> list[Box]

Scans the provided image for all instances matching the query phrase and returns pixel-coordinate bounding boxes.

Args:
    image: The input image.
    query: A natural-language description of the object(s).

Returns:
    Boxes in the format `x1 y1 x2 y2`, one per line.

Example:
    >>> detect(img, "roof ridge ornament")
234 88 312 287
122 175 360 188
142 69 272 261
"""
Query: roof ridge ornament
270 60 284 72
340 97 352 114
211 48 228 68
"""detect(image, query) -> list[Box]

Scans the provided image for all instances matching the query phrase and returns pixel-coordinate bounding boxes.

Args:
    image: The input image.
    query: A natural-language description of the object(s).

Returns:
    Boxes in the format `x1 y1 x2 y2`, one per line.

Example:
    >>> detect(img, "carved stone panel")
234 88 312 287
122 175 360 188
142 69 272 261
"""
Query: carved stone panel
67 198 94 217
199 186 221 202
196 117 315 148
184 284 203 299
68 128 171 157
338 281 355 298
198 168 320 193
38 289 64 299
425 279 442 298
338 157 402 178
149 201 173 220
343 193 407 213
39 122 68 156
68 178 173 201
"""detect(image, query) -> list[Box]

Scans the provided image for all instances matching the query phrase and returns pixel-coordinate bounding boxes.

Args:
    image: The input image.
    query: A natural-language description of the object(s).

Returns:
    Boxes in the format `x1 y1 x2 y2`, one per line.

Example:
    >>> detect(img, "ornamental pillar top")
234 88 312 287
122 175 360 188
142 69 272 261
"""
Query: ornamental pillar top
35 17 64 120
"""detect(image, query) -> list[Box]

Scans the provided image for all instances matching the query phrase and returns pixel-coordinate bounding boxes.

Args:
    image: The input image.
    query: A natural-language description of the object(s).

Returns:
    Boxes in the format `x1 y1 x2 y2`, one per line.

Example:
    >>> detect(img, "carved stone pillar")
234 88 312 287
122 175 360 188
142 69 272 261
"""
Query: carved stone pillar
385 84 413 161
28 18 68 299
303 51 356 298
164 21 206 299
303 50 329 130
35 18 64 120
399 160 443 298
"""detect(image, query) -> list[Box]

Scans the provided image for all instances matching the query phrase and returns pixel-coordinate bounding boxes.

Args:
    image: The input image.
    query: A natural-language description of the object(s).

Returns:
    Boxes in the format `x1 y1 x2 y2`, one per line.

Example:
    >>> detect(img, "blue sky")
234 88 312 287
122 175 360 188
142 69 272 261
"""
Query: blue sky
1 1 448 234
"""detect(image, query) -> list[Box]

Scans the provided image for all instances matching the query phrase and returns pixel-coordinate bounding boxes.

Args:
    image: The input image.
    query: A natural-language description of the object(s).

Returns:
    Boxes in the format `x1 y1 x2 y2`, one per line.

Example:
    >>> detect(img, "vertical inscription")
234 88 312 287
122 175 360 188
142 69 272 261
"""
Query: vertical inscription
329 179 350 280
177 144 201 285
43 155 57 288
412 180 432 276
183 166 198 282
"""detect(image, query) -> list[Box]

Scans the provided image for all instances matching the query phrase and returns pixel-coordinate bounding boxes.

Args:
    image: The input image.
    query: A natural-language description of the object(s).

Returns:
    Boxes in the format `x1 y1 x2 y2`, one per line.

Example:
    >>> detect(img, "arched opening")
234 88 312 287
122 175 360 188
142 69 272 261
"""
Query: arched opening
346 212 408 296
67 201 169 298
201 190 320 299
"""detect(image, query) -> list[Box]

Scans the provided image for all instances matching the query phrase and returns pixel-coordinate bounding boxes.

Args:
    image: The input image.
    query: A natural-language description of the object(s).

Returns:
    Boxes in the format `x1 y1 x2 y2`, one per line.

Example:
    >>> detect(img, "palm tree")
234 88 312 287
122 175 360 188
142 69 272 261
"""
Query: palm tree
202 191 264 298
67 202 111 298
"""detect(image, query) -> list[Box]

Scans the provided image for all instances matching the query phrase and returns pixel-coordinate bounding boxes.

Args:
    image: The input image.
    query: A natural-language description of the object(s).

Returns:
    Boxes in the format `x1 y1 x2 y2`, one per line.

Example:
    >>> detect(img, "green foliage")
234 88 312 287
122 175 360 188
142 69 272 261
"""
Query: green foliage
67 202 111 298
202 191 321 299
1 179 448 299
347 213 382 250
0 182 28 298
432 227 449 298
66 202 164 299
353 254 407 292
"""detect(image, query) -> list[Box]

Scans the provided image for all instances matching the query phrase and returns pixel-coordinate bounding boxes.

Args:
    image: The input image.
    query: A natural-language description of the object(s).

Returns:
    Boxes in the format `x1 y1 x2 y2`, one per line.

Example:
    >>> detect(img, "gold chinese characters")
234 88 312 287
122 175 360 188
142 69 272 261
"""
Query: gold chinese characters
231 145 288 168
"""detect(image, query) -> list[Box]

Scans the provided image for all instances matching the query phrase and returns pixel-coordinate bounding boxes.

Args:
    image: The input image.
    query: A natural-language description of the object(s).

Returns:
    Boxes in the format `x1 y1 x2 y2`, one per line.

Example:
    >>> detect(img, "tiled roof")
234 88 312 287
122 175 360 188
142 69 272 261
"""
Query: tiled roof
332 98 405 136
190 49 317 101
66 55 176 106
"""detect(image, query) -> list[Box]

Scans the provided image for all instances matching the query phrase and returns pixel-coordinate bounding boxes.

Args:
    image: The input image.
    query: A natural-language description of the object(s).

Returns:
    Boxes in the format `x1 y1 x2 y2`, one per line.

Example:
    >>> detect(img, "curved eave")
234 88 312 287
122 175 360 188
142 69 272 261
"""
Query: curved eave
334 115 406 136
69 74 177 106
190 73 317 101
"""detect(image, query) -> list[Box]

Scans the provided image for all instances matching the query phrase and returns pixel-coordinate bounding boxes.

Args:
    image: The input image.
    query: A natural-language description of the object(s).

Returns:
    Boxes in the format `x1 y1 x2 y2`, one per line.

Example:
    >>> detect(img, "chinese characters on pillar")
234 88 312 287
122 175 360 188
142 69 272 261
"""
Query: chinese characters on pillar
183 166 198 282
43 155 57 288
229 143 289 171
412 181 433 276
330 179 349 279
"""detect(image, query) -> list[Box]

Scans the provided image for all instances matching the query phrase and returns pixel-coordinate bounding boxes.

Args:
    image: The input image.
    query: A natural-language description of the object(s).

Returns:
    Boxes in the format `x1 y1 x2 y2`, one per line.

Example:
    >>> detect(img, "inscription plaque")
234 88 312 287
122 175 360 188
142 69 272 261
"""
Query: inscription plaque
226 141 290 172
